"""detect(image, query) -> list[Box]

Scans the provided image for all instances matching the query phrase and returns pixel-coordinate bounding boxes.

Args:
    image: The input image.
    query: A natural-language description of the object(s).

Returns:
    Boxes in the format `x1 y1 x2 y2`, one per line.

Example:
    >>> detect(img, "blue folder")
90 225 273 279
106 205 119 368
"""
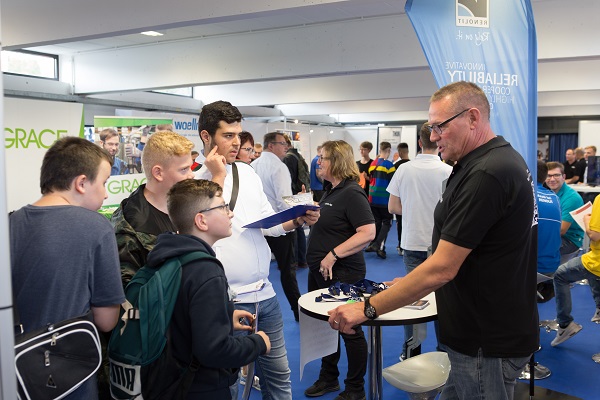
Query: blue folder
243 204 320 229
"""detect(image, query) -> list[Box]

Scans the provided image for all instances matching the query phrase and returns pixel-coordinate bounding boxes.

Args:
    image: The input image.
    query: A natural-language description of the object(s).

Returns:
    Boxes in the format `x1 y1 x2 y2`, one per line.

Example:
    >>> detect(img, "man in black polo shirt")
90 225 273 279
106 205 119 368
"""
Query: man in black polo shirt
329 81 538 399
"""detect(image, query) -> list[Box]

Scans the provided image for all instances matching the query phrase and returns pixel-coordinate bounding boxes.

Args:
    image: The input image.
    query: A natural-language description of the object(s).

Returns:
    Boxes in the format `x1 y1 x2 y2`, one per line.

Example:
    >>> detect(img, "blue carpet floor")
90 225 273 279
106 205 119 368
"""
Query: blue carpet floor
249 223 600 399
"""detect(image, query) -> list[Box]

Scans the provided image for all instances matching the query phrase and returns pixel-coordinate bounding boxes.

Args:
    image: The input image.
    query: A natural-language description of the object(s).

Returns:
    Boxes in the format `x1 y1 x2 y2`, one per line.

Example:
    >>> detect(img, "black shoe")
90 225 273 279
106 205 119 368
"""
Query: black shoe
364 245 376 253
304 380 340 397
334 390 366 400
376 249 387 259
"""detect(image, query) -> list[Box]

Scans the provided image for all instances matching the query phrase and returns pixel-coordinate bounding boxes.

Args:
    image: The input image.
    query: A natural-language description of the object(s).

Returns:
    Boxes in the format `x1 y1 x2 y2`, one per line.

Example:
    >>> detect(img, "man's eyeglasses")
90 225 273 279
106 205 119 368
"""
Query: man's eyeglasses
546 173 563 179
199 203 230 214
240 147 255 153
271 141 289 147
427 108 470 135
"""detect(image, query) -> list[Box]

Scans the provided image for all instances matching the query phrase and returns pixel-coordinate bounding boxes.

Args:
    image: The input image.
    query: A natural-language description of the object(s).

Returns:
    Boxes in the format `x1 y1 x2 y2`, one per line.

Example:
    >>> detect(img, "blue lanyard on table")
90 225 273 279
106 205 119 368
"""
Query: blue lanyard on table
315 279 389 302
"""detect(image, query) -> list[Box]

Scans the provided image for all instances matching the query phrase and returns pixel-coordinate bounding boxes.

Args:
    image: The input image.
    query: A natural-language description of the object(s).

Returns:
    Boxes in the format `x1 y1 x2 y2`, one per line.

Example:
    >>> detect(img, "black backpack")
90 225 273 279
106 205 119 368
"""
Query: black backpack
287 151 311 194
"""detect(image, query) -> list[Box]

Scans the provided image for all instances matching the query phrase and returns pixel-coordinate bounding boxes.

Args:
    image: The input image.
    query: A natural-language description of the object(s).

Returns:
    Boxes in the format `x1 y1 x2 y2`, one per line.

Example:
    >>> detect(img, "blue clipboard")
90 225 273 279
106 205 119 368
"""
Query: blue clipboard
242 204 320 229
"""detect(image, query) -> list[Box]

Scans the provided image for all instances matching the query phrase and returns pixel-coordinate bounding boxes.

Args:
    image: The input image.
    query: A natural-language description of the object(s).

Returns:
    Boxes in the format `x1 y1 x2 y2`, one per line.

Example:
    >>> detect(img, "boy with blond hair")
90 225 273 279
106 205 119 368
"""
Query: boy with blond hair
112 130 195 285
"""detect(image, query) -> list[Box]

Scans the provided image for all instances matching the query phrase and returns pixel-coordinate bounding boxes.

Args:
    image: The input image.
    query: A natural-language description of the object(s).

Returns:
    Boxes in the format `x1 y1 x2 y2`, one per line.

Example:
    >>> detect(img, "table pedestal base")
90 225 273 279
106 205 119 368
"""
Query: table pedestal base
368 326 383 400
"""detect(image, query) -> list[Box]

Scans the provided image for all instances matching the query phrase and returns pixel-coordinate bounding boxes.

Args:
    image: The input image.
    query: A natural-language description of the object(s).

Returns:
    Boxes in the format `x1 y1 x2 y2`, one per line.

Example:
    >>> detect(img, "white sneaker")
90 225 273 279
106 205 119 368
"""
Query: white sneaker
550 321 582 346
591 308 600 323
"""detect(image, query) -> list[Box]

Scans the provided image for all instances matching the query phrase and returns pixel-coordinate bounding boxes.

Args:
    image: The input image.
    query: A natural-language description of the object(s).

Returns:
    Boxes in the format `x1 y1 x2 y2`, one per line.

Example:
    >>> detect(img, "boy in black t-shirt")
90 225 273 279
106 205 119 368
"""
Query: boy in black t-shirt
356 141 373 197
112 130 196 286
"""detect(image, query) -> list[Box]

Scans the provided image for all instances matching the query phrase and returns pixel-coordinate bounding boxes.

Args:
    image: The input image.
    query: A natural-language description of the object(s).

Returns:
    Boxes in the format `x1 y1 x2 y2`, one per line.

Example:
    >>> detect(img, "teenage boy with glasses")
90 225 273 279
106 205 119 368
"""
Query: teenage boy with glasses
146 179 271 399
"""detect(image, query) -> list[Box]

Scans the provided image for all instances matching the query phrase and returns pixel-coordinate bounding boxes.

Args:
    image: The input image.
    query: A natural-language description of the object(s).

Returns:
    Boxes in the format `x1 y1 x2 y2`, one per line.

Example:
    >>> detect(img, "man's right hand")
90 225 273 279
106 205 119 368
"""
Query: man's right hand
256 331 271 354
204 146 227 186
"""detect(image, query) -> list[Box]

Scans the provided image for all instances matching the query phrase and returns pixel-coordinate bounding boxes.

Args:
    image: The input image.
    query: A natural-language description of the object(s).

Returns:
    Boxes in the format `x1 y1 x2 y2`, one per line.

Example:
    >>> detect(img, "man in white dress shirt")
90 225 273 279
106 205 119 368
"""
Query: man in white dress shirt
194 101 319 399
252 131 302 321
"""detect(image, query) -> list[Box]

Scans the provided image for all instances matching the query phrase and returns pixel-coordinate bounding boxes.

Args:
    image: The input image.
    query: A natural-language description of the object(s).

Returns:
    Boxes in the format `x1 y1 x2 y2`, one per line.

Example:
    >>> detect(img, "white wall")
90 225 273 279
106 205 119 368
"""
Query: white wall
579 120 600 150
345 127 378 161
243 121 348 168
378 125 419 161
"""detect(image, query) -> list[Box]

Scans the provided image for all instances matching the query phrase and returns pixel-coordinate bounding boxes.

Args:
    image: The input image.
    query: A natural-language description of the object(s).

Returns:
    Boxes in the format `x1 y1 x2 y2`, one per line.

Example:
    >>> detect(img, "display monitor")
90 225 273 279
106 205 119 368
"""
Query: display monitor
586 156 600 186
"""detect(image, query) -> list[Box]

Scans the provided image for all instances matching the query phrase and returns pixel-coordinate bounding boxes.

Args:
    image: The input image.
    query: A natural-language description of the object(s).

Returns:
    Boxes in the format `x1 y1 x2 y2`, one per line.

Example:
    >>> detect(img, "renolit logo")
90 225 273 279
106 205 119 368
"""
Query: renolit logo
456 0 489 28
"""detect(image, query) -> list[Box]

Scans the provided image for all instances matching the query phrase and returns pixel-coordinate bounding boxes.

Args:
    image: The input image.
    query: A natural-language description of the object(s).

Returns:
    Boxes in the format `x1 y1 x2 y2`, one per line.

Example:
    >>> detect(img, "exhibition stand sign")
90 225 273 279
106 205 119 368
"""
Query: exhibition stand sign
93 116 176 211
4 98 83 211
115 109 204 152
406 0 537 176
378 126 418 163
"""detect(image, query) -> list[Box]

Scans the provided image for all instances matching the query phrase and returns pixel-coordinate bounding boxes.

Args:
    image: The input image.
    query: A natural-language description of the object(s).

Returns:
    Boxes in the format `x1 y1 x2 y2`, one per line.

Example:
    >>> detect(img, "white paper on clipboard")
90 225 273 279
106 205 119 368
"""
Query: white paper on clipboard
570 201 593 230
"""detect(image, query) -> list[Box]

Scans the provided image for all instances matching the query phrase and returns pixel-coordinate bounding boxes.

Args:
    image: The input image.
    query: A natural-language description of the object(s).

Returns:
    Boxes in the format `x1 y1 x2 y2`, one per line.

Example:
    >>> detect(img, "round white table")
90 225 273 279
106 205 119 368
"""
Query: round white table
298 289 438 400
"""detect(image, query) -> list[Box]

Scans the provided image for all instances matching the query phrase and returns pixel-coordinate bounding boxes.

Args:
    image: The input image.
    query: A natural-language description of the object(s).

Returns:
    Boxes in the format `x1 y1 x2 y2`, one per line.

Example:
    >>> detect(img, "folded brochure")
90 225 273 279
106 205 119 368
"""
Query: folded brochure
243 204 320 229
569 201 592 230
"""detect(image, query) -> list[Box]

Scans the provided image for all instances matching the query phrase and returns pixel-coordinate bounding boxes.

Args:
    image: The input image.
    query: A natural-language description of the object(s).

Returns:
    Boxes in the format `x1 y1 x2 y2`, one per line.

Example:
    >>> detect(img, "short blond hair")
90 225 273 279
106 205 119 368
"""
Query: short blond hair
142 131 194 179
430 81 490 121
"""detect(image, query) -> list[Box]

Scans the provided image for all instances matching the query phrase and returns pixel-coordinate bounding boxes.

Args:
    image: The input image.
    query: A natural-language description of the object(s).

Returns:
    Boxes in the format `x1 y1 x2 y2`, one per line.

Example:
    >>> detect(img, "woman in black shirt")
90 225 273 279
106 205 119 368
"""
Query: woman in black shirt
304 140 375 400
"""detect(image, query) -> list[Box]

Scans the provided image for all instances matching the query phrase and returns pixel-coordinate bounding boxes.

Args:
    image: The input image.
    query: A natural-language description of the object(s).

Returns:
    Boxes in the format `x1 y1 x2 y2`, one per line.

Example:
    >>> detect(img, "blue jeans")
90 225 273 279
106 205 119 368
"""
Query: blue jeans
439 345 530 400
554 256 600 326
230 296 292 400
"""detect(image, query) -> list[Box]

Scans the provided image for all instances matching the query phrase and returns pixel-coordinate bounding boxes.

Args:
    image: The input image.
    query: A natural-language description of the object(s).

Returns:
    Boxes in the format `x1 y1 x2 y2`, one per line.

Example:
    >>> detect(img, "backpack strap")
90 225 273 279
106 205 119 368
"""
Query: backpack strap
229 162 240 211
174 357 201 399
177 250 217 266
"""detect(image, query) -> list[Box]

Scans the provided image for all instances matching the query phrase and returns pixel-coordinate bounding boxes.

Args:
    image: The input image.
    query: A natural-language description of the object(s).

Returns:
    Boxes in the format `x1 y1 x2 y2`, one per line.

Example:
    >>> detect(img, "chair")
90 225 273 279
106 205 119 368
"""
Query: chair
559 247 581 266
382 351 450 400
525 274 554 381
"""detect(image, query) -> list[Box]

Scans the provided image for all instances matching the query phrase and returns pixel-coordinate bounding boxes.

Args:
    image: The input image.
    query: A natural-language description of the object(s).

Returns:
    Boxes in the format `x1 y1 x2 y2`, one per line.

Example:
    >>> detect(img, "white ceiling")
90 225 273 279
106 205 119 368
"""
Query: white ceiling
3 0 600 124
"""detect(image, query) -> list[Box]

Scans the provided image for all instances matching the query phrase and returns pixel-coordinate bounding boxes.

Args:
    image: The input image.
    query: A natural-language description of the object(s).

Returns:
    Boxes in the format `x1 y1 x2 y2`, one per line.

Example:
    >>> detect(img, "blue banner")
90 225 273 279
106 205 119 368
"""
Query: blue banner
406 0 537 176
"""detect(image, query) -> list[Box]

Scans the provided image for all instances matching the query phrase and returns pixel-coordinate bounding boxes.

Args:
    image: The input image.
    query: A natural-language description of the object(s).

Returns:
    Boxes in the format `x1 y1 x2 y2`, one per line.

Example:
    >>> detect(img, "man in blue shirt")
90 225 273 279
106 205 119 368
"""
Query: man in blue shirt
536 161 562 302
546 161 584 264
310 145 325 202
99 128 128 175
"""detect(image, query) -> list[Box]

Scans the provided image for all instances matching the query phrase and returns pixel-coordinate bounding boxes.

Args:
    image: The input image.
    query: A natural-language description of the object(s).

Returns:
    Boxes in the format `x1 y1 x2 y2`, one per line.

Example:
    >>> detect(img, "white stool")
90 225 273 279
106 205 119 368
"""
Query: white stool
382 351 450 400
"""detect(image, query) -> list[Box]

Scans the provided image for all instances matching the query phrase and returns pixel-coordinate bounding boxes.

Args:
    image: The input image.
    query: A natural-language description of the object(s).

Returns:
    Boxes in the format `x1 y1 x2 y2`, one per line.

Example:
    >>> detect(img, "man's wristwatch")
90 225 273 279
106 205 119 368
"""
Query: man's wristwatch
364 296 378 320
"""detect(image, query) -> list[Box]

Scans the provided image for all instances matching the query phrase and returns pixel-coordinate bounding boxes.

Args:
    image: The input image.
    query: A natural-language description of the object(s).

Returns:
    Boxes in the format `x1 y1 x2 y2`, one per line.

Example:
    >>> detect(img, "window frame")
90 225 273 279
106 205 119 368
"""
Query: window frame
2 49 59 81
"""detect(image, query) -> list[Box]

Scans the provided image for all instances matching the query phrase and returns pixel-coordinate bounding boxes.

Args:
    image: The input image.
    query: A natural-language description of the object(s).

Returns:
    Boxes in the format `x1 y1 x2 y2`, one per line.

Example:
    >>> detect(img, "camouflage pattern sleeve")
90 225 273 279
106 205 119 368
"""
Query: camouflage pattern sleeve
111 206 157 288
